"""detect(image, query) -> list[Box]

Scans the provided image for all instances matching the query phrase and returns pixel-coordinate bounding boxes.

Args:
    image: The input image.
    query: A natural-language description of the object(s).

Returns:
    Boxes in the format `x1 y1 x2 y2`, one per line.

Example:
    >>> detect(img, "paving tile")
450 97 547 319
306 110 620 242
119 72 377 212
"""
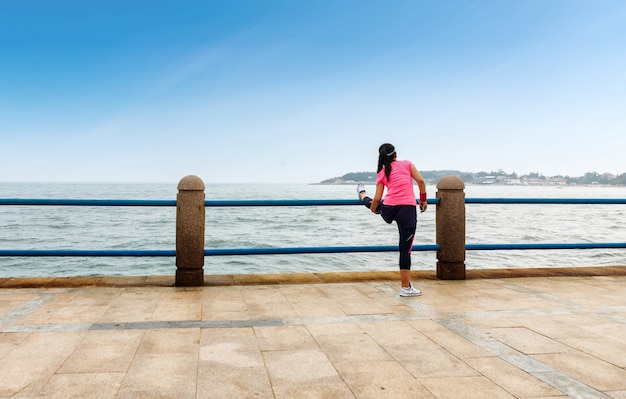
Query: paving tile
579 322 626 343
485 327 573 354
36 372 125 399
0 331 84 396
465 356 562 398
334 360 436 398
262 348 340 383
271 380 356 399
263 349 353 399
65 289 120 306
117 353 198 399
200 288 248 320
12 295 70 325
418 325 493 359
306 322 367 336
137 328 200 355
43 304 111 324
0 292 40 301
97 291 161 323
198 327 273 399
200 287 246 307
0 355 59 397
0 294 38 319
197 362 274 399
512 316 599 339
417 292 482 313
59 329 143 373
309 323 391 362
458 317 521 329
419 375 517 399
534 351 626 391
468 288 544 311
311 330 392 363
524 396 568 399
203 309 251 321
242 287 299 319
406 319 449 332
358 320 432 347
0 331 29 357
280 285 347 318
558 336 626 367
199 328 262 364
254 325 318 351
151 302 201 321
400 345 481 379
317 284 395 316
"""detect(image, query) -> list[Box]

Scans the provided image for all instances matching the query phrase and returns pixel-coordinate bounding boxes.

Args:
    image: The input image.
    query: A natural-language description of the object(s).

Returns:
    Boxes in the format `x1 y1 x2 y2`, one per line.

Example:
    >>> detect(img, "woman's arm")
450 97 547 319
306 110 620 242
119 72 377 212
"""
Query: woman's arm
370 183 384 214
410 164 428 212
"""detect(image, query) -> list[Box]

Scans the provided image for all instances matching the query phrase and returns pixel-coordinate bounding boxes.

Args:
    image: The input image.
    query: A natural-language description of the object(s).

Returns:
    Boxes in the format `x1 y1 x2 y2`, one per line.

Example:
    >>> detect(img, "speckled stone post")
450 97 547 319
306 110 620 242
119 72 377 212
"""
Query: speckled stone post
436 176 466 280
175 175 205 286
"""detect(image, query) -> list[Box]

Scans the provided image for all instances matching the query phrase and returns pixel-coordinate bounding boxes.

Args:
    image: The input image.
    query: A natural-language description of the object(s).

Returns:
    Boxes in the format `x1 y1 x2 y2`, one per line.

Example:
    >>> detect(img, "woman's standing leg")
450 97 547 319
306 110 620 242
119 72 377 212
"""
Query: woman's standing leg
396 206 421 296
398 225 416 287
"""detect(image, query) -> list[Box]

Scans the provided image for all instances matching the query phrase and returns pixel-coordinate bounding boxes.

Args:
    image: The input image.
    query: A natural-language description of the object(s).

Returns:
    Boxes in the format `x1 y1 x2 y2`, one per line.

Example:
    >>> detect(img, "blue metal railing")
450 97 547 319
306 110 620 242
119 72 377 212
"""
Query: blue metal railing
0 199 176 207
0 198 435 207
0 197 624 258
465 198 626 205
0 249 176 257
0 198 441 257
463 197 626 251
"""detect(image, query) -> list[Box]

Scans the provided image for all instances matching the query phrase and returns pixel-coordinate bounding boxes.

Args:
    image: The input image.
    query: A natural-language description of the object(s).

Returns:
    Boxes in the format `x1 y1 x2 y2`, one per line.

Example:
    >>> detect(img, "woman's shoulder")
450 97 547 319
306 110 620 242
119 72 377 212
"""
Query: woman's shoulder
397 159 414 168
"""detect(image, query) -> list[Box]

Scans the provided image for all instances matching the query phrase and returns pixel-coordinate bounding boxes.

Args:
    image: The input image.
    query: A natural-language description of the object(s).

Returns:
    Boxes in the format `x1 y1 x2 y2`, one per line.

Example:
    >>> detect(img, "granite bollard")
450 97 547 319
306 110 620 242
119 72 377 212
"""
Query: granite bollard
436 175 466 280
175 175 205 286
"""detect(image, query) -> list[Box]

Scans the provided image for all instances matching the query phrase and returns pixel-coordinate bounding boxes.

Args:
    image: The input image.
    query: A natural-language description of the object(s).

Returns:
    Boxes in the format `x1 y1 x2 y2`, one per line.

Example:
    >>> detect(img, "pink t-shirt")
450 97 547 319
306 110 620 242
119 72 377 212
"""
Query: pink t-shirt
376 160 417 206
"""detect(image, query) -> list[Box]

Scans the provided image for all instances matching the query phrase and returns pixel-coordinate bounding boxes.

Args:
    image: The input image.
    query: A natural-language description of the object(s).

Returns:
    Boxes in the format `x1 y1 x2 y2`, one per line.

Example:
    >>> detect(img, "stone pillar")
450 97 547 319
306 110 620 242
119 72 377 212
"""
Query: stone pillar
436 176 466 280
175 175 205 286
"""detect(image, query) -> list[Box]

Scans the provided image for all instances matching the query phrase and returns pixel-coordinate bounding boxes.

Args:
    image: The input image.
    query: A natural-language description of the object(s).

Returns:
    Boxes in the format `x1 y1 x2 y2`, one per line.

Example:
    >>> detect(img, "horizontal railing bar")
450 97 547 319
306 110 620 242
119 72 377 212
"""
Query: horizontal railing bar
204 244 441 256
465 198 626 204
0 245 440 257
0 250 176 257
204 199 440 207
206 199 359 207
2 197 625 207
0 198 440 207
0 199 177 206
466 242 626 250
3 242 625 257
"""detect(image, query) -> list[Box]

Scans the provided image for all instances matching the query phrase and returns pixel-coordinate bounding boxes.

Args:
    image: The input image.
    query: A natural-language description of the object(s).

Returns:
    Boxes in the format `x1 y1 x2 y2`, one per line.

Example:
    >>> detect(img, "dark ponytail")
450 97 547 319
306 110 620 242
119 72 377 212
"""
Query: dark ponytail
377 143 396 180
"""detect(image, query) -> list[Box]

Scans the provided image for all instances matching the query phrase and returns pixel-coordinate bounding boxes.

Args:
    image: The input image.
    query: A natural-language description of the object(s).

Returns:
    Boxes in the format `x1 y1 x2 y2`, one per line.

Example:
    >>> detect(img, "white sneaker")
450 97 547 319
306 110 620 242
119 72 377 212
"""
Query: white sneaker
399 284 422 297
356 183 365 197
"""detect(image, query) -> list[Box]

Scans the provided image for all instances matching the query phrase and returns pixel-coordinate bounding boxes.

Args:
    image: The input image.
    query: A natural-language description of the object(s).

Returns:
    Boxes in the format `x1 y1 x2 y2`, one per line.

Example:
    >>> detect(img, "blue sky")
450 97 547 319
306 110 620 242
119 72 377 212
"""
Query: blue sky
1 0 625 183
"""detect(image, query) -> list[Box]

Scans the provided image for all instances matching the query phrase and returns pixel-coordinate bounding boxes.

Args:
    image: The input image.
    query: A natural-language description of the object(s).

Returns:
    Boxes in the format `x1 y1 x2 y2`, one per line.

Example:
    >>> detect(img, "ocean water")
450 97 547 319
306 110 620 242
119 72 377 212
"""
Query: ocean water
0 182 625 278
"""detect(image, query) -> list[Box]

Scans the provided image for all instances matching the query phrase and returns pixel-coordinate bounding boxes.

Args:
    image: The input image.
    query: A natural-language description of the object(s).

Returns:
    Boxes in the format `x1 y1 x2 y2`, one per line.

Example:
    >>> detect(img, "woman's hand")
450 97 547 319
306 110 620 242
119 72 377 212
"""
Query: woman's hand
419 202 427 213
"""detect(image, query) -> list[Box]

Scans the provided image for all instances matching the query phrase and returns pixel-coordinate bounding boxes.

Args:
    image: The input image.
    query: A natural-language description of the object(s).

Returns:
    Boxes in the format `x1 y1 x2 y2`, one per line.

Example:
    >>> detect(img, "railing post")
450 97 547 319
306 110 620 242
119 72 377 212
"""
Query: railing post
175 175 205 286
436 176 466 280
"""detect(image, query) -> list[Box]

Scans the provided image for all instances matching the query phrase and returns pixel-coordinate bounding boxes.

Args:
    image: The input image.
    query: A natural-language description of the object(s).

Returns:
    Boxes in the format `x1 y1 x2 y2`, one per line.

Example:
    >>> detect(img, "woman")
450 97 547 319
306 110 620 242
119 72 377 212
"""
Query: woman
357 143 428 297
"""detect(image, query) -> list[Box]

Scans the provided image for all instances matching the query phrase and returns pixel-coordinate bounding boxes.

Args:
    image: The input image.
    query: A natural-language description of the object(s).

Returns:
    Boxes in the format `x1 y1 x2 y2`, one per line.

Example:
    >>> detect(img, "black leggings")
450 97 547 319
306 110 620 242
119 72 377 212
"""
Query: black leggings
362 197 417 270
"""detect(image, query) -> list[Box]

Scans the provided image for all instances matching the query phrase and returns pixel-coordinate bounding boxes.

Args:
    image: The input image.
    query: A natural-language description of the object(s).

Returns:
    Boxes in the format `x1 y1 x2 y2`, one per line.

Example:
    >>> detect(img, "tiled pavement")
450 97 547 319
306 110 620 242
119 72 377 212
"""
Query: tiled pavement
1 271 625 398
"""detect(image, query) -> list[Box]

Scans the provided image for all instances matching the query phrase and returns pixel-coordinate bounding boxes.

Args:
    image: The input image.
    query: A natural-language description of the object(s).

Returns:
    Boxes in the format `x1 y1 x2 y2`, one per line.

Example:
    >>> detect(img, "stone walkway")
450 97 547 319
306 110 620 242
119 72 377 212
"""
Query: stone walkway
1 272 625 398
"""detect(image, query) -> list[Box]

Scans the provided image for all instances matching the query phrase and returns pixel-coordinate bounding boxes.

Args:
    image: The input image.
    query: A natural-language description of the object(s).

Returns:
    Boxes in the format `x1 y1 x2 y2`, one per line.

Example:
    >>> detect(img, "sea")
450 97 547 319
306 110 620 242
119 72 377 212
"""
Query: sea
0 182 625 278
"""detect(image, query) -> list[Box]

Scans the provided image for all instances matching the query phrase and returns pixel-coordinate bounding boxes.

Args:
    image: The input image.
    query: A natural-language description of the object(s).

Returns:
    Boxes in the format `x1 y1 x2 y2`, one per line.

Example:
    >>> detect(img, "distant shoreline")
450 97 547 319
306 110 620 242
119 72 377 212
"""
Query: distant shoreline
314 180 624 188
318 170 626 187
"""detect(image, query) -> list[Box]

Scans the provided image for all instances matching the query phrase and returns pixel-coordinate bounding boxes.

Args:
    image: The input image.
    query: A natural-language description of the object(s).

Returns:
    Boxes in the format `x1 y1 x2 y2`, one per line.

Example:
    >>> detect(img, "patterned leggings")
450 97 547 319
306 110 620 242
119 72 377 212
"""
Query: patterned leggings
362 197 417 270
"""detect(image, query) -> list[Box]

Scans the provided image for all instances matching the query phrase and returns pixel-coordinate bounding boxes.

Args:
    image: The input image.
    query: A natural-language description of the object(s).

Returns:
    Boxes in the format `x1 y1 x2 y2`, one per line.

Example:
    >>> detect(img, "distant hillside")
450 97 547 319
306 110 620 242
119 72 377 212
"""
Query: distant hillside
318 170 626 186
